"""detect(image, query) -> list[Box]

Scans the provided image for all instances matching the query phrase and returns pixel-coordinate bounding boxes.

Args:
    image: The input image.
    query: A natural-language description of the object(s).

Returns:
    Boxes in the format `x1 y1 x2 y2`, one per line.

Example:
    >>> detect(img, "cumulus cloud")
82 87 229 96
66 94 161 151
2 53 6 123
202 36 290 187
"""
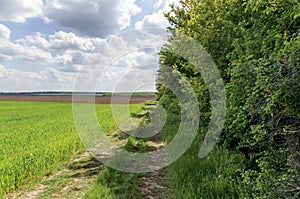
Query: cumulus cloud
98 65 157 92
16 33 50 50
135 12 168 28
112 50 159 68
0 54 11 61
0 64 46 92
0 0 43 22
41 67 76 83
7 30 108 66
0 64 77 91
135 0 179 29
0 37 54 64
19 46 54 63
0 28 161 91
0 9 170 91
0 24 11 40
44 0 142 38
154 0 164 9
16 31 105 52
48 31 104 52
0 64 43 81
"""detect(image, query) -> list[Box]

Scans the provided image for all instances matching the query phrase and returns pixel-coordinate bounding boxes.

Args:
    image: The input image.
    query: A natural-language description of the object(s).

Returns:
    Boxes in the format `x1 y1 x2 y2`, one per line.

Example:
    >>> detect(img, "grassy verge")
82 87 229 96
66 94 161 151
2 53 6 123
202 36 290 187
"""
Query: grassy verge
84 167 142 199
83 137 145 199
160 110 253 198
84 102 253 198
84 102 159 199
172 146 252 198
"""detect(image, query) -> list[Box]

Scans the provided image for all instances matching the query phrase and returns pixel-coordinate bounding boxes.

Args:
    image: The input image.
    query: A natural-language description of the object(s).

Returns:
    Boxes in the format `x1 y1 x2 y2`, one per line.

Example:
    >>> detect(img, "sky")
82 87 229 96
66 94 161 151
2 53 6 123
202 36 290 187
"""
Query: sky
0 0 180 92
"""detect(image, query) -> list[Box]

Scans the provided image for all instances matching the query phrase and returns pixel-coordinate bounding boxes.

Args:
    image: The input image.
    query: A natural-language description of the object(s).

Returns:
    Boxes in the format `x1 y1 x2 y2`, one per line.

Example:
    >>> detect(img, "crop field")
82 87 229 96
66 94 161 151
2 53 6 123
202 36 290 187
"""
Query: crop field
0 95 155 104
0 101 142 196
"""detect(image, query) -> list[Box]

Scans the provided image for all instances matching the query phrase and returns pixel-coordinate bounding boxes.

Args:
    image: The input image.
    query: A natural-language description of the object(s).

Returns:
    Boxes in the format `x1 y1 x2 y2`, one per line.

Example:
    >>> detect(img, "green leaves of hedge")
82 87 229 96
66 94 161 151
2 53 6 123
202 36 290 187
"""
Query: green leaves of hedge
158 0 300 197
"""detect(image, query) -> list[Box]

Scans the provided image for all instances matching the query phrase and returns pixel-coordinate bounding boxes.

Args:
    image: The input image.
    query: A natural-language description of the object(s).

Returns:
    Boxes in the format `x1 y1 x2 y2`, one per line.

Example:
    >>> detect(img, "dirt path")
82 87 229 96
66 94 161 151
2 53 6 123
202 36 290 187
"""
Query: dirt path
6 105 176 199
140 141 176 199
6 152 102 199
140 167 176 199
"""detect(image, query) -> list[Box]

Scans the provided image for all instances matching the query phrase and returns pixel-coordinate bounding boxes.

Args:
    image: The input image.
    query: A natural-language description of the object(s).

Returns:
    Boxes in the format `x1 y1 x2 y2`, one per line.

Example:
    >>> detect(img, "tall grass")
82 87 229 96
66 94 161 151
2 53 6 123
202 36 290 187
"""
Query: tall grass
160 110 253 198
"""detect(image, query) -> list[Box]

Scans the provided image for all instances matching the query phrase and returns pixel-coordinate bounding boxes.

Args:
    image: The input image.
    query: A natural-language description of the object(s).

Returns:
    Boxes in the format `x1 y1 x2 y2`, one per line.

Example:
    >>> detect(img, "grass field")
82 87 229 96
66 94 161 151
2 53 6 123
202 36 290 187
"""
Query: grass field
0 100 252 198
0 101 142 196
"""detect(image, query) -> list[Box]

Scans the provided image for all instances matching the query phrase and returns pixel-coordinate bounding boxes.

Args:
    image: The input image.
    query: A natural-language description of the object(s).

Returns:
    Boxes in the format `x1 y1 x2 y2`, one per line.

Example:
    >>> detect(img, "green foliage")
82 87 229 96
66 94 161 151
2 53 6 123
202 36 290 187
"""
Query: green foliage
125 137 147 153
224 1 300 197
158 0 300 198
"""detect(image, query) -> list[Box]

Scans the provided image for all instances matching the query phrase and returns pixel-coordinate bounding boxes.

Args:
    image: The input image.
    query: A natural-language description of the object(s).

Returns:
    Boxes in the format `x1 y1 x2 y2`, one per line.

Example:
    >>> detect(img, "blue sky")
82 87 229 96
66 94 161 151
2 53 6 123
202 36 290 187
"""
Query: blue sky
0 0 179 92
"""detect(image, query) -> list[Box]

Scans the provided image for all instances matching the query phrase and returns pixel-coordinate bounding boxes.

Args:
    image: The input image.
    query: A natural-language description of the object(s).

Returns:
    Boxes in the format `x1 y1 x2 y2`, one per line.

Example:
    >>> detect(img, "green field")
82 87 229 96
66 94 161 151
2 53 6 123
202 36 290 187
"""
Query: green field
0 101 142 196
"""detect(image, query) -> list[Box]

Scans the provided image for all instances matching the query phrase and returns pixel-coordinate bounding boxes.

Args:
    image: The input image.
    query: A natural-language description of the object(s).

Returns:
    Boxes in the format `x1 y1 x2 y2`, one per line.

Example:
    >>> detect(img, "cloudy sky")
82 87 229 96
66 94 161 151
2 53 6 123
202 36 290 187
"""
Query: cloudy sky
0 0 179 92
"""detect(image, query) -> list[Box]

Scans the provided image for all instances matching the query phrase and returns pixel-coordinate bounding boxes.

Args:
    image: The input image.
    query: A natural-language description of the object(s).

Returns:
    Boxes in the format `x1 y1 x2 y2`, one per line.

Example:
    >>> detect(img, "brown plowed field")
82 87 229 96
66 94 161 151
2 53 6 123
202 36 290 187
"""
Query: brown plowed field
0 95 155 104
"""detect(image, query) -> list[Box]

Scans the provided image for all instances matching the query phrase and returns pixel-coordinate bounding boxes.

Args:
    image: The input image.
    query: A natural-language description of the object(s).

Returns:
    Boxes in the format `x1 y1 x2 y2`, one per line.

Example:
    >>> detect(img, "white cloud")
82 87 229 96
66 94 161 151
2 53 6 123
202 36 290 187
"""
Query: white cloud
54 53 73 65
154 0 164 9
16 31 105 52
98 65 157 92
48 31 104 52
135 0 179 29
0 40 22 60
19 46 54 63
0 0 43 22
0 64 45 85
0 64 77 91
0 28 158 90
0 38 54 64
10 30 108 66
44 0 142 38
0 24 11 40
16 33 50 50
0 54 11 61
42 67 75 83
135 12 169 29
0 18 169 91
113 50 158 67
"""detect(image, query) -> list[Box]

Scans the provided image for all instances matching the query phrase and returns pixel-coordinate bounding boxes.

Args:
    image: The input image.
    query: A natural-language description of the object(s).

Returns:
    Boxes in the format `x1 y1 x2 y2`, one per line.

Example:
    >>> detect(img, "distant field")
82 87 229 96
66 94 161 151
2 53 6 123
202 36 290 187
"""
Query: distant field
0 95 155 104
0 101 143 195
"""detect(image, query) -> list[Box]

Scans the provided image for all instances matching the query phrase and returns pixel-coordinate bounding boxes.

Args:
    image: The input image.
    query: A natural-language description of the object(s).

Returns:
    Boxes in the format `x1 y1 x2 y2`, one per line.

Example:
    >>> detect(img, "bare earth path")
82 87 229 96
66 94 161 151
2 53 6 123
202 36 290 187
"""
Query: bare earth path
140 141 176 199
5 105 176 199
6 144 176 199
140 167 176 199
6 143 176 199
6 152 102 199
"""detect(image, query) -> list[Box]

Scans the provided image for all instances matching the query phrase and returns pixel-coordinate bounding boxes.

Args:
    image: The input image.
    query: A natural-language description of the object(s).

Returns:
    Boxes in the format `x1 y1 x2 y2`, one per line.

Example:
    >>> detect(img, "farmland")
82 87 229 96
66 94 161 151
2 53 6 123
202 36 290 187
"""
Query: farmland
0 95 155 104
0 101 142 196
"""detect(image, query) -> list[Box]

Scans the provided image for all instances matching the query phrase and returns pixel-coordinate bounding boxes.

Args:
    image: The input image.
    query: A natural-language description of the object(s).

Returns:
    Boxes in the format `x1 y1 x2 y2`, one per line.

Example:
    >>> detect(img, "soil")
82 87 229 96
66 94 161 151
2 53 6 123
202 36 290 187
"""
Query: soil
0 95 155 104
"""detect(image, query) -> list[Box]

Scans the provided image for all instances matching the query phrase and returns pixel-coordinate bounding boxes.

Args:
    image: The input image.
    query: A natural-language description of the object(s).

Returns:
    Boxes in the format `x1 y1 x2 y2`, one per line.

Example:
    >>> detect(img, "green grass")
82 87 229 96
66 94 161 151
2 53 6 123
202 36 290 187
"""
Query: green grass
84 166 141 199
0 100 254 198
159 111 253 199
85 101 253 199
172 146 252 198
0 101 142 196
83 133 145 199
